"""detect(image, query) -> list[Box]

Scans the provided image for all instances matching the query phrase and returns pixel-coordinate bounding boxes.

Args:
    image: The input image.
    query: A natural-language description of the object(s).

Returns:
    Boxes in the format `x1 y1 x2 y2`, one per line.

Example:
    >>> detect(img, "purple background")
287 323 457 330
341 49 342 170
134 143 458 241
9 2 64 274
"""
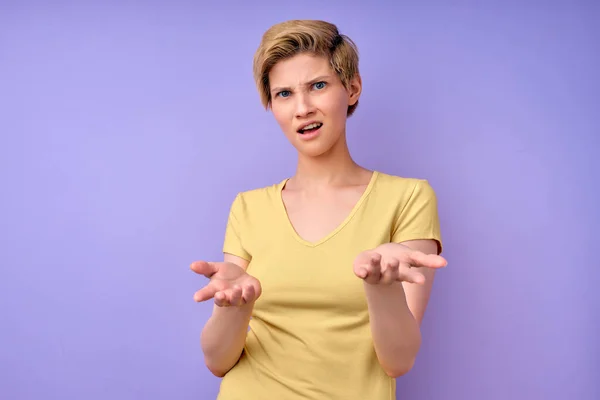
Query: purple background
1 1 598 399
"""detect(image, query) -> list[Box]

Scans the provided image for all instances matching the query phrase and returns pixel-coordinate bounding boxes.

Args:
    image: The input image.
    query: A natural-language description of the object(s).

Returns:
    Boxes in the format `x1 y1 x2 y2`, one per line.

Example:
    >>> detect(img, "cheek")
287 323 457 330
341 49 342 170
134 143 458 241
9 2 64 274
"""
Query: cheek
271 105 295 135
271 105 286 123
324 90 349 116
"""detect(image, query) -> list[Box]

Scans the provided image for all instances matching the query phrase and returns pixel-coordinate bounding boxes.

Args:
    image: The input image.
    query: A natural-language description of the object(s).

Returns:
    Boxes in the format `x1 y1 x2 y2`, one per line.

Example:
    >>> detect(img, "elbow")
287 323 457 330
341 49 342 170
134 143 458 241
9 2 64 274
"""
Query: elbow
200 342 241 378
383 336 421 378
201 344 231 378
382 340 421 378
207 365 227 378
384 357 416 378
200 330 230 378
204 357 232 378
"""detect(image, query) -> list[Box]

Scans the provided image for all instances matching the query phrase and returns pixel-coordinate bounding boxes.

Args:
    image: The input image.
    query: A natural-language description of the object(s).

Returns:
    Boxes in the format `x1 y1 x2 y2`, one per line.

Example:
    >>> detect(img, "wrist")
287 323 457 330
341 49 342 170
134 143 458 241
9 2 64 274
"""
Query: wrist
363 281 410 311
363 280 404 294
374 242 408 255
213 300 255 318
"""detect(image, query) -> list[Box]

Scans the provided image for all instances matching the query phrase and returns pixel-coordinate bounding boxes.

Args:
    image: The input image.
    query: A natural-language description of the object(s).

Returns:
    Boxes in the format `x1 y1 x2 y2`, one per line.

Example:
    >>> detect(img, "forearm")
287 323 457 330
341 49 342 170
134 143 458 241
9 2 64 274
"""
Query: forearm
200 302 254 377
364 282 421 377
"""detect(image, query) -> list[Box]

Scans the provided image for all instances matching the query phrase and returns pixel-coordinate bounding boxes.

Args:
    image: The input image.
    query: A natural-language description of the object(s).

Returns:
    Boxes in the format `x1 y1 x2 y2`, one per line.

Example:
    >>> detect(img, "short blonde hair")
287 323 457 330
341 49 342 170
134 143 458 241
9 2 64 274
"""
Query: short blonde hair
253 20 361 116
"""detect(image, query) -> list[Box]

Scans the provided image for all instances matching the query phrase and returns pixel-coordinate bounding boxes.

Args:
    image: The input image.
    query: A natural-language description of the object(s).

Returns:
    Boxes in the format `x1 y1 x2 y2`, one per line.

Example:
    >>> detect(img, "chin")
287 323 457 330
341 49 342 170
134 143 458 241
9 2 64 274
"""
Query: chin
293 140 338 158
296 147 330 158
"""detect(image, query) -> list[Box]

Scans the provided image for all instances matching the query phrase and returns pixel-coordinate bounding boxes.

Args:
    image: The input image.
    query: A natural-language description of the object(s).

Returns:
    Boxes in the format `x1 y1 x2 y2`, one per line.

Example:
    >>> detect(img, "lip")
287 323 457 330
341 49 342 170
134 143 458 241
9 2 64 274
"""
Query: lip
297 123 322 141
296 120 323 133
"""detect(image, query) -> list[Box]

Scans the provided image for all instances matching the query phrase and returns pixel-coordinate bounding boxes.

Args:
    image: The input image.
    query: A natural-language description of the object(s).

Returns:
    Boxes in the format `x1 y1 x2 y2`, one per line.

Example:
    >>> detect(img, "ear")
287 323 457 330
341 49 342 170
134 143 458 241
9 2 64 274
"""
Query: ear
347 74 362 106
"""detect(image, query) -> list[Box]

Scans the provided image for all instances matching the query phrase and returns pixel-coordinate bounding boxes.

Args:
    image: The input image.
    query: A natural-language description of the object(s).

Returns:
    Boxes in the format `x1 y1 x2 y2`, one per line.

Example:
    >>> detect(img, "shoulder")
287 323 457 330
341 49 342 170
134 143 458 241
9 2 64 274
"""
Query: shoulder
377 172 443 250
228 179 286 215
373 171 437 205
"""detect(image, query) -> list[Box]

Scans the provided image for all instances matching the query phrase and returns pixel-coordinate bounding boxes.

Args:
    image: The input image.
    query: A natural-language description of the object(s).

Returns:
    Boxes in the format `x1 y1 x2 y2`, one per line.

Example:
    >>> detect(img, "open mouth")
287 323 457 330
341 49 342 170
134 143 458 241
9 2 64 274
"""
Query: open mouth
297 122 323 134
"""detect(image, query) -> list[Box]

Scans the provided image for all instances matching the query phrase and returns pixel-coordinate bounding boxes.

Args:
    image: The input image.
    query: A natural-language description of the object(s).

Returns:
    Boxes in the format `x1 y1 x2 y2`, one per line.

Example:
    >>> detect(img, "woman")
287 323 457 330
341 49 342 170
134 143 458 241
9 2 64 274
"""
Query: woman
191 19 446 400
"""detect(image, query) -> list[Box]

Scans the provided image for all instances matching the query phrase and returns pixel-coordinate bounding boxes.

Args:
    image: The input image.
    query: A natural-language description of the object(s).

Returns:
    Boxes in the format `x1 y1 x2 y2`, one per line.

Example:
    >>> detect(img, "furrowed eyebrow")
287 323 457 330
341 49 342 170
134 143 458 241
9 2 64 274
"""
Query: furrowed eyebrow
271 75 332 94
270 86 289 94
306 75 331 85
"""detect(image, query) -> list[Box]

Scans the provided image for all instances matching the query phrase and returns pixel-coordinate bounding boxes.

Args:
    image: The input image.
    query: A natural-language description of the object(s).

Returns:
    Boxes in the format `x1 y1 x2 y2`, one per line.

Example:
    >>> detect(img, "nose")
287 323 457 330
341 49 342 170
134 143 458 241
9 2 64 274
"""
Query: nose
294 92 316 118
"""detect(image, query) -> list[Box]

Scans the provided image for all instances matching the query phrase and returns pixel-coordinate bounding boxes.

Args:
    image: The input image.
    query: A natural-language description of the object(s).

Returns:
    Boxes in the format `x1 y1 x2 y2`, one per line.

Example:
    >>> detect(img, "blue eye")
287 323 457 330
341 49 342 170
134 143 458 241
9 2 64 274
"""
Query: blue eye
278 90 291 98
313 81 326 90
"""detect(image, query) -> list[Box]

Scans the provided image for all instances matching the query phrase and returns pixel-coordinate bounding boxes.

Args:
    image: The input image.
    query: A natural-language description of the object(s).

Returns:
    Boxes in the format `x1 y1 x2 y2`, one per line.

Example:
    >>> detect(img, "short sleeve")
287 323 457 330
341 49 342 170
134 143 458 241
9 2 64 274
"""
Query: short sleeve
222 193 251 261
391 180 443 254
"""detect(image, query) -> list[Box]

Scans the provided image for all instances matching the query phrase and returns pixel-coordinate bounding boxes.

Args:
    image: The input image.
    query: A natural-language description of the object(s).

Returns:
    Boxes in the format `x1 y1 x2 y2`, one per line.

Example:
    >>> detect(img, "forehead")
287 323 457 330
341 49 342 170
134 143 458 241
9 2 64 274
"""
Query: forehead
269 53 333 87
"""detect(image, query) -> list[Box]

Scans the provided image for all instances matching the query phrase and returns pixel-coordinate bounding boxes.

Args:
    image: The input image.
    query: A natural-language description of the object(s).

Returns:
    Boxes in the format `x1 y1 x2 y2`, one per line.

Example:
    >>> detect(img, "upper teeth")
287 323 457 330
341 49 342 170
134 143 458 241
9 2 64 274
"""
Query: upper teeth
301 123 321 131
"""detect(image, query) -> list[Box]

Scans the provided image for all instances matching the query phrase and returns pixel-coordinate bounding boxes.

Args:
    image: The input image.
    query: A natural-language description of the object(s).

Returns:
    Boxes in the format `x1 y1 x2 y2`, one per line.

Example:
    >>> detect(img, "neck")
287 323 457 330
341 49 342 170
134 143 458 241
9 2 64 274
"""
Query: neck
292 133 366 189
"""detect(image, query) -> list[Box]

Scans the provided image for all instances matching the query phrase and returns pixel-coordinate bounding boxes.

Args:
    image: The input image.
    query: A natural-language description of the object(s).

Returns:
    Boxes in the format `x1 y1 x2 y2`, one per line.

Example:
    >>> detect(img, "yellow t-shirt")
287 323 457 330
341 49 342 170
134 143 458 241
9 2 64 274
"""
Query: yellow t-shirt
217 171 442 400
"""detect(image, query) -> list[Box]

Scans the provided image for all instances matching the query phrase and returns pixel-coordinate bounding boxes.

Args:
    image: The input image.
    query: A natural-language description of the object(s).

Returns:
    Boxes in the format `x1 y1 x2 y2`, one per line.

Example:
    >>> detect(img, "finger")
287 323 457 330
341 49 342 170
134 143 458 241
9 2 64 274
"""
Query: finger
190 261 219 278
369 252 382 265
364 256 382 284
355 267 368 279
214 291 229 307
193 284 218 302
397 265 426 284
354 251 381 279
356 250 380 264
380 258 400 285
229 285 243 306
241 284 256 303
406 251 447 269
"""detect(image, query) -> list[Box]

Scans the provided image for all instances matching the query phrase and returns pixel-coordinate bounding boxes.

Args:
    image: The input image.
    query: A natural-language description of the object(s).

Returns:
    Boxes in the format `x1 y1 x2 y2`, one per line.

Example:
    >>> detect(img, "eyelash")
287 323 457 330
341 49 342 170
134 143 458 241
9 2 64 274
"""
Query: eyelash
276 81 327 98
313 81 327 90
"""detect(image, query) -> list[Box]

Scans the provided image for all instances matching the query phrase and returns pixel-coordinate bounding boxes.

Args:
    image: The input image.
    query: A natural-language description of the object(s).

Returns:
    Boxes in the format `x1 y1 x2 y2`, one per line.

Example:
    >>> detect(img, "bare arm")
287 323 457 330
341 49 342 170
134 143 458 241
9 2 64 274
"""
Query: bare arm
200 253 254 377
363 239 440 377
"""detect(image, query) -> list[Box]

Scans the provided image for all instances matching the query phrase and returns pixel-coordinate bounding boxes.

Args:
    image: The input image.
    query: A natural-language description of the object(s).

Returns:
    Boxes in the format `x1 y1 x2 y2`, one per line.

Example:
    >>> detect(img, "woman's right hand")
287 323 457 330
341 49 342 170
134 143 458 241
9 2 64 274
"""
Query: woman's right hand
191 260 262 307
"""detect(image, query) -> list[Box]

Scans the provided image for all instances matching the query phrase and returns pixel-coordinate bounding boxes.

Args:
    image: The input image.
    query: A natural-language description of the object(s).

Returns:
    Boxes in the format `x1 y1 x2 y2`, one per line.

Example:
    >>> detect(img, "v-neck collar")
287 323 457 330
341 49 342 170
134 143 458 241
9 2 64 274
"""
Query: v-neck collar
276 171 379 247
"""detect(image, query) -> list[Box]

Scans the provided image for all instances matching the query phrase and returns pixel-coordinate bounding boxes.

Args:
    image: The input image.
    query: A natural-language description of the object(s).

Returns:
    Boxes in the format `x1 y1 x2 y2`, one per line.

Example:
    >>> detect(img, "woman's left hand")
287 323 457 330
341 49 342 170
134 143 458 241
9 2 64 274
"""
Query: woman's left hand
353 243 447 285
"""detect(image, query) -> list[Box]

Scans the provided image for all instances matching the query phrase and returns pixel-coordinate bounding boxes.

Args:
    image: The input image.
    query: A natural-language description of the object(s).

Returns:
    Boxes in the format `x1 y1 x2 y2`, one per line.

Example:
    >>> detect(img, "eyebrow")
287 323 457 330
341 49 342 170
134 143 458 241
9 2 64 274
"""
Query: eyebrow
271 75 332 94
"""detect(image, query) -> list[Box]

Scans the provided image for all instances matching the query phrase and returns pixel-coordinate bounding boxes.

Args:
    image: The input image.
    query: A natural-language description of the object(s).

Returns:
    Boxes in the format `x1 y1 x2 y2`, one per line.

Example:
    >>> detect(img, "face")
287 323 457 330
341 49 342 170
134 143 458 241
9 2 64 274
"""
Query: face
268 53 361 158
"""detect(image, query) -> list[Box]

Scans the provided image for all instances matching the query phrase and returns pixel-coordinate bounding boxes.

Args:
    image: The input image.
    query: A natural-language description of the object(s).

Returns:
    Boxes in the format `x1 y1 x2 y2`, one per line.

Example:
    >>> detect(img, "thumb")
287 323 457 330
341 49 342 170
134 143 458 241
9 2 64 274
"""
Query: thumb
190 260 219 278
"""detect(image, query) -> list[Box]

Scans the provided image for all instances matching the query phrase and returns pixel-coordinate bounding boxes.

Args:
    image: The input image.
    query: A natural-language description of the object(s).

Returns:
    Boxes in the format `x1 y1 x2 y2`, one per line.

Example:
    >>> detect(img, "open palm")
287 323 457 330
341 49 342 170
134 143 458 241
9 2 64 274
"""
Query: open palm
353 243 447 285
191 261 262 307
